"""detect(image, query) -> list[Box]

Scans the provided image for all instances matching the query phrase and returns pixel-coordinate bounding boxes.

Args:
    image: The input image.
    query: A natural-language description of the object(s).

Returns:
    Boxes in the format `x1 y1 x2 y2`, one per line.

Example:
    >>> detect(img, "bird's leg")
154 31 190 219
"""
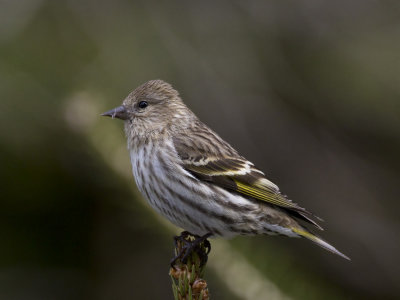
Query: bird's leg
181 232 212 264
170 231 196 267
170 232 212 268
190 234 212 266
172 231 192 249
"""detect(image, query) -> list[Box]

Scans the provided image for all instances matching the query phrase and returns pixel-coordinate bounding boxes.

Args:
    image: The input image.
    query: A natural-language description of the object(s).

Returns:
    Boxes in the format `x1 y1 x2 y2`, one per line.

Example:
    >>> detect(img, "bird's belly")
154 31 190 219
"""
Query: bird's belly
130 147 205 234
130 148 295 238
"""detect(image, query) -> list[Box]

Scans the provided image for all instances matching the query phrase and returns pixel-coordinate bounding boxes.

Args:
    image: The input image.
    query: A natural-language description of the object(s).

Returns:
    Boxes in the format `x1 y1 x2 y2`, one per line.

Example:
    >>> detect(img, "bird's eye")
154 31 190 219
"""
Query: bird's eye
138 101 148 109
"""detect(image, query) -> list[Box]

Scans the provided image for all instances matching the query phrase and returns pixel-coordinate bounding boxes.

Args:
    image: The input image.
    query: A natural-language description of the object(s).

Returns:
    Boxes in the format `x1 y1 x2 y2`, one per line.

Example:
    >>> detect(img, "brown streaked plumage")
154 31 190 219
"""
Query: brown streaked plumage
101 79 350 260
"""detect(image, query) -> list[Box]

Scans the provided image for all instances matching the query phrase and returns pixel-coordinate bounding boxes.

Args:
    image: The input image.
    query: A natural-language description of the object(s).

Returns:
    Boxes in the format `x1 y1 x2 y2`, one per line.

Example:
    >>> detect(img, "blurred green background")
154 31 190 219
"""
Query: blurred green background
1 1 399 299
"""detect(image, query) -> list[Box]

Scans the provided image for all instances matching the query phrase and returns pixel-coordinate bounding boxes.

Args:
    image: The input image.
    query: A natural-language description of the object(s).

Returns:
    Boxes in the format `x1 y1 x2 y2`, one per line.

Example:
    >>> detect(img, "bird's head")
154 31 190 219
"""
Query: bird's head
102 80 194 140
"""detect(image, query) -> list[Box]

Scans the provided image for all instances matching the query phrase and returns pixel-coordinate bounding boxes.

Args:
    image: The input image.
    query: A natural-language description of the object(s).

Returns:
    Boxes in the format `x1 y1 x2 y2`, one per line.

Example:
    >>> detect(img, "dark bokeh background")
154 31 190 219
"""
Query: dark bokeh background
1 1 399 299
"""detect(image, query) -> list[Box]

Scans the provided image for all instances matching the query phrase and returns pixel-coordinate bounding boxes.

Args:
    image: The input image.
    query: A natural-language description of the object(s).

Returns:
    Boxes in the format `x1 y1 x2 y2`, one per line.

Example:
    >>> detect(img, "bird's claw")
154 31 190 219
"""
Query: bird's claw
170 231 212 268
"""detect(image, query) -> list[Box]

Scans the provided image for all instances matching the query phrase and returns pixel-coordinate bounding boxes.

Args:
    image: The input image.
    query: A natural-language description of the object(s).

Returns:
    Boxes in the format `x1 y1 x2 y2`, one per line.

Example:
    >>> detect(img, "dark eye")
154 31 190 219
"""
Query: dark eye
138 101 148 109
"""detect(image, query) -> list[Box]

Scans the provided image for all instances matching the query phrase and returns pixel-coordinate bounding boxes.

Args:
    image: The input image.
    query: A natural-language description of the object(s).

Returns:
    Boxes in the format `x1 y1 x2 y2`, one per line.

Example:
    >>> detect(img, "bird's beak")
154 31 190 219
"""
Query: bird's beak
101 105 129 120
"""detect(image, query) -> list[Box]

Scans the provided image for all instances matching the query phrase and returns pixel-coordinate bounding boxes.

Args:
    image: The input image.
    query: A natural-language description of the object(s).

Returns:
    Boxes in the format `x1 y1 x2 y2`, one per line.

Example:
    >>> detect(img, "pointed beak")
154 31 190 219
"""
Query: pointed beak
101 105 129 120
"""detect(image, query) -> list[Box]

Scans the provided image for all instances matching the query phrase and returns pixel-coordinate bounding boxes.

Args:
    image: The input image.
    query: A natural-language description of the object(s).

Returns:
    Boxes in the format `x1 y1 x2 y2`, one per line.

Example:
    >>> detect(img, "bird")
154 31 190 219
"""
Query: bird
101 79 350 261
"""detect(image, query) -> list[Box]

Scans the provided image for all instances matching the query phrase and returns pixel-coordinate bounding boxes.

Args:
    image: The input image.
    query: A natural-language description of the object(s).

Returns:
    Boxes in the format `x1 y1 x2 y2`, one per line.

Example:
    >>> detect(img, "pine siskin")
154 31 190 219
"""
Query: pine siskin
102 79 350 260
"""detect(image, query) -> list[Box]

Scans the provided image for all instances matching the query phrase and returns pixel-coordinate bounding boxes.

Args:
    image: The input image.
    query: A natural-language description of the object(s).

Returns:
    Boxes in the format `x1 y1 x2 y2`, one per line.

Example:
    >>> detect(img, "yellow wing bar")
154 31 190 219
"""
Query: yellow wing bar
234 179 302 210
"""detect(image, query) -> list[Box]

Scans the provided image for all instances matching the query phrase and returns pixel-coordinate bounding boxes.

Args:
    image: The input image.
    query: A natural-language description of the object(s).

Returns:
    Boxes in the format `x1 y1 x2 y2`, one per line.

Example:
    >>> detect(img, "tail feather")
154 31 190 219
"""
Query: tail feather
291 227 350 261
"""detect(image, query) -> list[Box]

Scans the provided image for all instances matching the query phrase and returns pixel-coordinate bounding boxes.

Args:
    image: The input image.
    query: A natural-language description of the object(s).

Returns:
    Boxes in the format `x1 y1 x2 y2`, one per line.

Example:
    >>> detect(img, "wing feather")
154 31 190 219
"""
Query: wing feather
173 133 323 230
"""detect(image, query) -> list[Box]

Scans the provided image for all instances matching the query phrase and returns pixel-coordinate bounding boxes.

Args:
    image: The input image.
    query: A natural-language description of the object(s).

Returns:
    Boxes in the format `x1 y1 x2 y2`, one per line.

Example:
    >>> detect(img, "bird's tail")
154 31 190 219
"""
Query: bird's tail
291 227 350 260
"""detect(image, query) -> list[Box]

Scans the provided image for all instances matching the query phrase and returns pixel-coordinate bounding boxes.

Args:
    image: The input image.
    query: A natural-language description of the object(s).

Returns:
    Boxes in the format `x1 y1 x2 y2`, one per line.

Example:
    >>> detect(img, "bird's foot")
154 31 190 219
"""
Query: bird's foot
170 231 212 268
